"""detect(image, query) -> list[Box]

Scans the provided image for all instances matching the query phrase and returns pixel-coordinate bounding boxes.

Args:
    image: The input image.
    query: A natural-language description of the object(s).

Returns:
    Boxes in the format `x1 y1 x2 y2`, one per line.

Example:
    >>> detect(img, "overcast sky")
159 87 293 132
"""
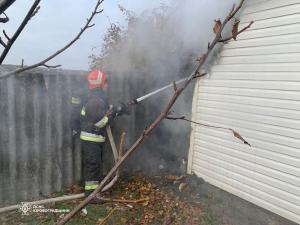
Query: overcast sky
2 0 170 70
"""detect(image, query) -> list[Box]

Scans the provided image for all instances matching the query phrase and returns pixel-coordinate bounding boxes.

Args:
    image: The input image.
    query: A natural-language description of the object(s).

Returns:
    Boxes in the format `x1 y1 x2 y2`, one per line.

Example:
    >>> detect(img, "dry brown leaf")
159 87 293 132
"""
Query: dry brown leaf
213 19 222 34
80 208 88 217
230 129 251 146
179 183 188 192
196 54 205 62
142 200 149 206
165 175 185 181
232 19 240 40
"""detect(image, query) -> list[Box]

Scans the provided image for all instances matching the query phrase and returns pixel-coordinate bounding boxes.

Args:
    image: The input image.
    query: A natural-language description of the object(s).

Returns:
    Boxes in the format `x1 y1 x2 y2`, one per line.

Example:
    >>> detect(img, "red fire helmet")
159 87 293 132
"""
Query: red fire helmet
87 69 108 90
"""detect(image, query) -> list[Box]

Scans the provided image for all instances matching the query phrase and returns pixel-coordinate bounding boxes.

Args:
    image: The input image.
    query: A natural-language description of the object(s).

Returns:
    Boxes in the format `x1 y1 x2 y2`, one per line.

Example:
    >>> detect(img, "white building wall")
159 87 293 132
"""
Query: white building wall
188 0 300 223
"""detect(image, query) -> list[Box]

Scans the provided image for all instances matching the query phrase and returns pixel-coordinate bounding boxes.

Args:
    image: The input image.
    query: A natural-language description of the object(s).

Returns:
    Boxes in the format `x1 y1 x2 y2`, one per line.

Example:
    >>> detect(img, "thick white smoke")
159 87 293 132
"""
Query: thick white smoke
93 0 240 173
171 0 238 54
93 0 239 78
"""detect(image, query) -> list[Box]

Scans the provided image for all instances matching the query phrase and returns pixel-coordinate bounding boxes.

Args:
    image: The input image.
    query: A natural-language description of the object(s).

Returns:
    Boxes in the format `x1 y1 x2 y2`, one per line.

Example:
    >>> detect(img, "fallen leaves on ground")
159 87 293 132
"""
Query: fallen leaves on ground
99 175 204 225
0 175 211 225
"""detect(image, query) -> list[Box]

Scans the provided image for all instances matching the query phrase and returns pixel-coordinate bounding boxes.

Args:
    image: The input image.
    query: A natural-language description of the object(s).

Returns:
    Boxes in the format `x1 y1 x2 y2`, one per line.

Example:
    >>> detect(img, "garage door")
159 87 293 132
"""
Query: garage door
188 0 300 224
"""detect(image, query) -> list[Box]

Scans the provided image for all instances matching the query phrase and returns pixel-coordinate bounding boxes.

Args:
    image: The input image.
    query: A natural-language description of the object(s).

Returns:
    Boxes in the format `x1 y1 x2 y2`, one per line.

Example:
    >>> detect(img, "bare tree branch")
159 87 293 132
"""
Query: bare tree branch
0 0 41 65
219 21 254 43
166 116 251 146
117 132 125 177
0 12 9 23
0 37 6 47
97 197 149 204
0 0 16 15
98 207 116 225
42 64 62 69
3 30 10 41
30 5 40 19
102 130 125 192
56 1 249 224
193 72 207 79
0 0 105 80
172 80 177 92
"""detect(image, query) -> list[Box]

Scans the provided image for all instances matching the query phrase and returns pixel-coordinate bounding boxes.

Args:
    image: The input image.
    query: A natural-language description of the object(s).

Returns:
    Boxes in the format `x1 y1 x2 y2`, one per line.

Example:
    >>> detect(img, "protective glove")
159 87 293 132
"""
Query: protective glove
118 102 130 115
110 103 130 118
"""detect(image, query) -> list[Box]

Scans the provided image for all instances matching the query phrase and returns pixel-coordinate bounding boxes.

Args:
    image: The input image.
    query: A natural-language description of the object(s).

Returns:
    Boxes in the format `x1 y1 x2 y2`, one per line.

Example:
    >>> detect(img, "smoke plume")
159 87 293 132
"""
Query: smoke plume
91 0 239 174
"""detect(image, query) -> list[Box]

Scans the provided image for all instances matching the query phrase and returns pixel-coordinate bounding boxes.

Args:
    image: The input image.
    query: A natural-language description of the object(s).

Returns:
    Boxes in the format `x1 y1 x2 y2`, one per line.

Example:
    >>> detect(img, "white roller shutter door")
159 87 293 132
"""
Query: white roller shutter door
188 0 300 223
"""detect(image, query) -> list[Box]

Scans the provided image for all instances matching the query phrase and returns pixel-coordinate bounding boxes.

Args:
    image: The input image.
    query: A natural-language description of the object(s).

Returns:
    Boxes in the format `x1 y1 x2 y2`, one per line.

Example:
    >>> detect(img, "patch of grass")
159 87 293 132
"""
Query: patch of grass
105 209 133 225
199 212 219 225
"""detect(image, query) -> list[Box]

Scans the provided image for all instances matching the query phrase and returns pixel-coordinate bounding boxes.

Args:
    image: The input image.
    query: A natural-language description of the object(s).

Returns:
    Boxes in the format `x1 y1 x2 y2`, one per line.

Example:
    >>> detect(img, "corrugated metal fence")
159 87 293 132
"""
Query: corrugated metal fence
0 64 193 207
0 65 86 207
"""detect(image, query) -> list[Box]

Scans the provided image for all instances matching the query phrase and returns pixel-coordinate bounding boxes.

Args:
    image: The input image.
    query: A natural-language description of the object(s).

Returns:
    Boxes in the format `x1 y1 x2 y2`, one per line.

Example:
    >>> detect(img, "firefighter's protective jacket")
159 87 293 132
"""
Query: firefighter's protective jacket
71 87 86 133
80 88 109 143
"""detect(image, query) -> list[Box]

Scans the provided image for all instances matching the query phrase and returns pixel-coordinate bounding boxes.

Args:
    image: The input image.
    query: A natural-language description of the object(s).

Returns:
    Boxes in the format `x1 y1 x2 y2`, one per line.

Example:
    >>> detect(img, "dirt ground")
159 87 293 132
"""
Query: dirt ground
0 174 297 225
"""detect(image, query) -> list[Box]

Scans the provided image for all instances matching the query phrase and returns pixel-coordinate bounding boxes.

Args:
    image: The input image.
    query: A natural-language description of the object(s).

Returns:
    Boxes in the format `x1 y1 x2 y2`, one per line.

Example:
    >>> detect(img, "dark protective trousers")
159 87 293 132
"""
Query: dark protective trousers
81 141 104 193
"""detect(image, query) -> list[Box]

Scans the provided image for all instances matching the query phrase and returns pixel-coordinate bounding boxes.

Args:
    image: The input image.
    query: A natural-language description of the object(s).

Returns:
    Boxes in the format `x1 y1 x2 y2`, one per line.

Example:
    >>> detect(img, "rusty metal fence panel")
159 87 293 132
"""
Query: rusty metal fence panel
0 65 86 207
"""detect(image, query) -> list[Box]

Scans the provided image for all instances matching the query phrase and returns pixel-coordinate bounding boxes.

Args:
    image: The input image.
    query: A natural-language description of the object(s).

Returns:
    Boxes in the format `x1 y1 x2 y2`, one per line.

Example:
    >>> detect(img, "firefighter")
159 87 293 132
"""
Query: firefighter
80 69 126 196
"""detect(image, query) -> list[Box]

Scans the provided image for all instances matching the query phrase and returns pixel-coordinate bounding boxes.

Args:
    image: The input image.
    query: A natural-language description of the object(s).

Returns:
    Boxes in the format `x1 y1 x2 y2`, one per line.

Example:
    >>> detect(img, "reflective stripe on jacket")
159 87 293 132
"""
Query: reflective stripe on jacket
71 97 81 105
80 88 109 143
85 181 98 190
81 107 109 128
80 131 105 143
94 116 109 128
81 107 86 116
